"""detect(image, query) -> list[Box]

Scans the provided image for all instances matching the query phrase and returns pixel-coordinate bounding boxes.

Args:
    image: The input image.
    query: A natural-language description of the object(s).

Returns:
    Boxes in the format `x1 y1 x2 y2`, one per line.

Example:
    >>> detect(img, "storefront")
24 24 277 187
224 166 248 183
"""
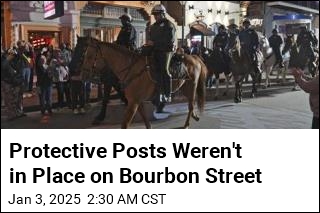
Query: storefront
8 1 79 48
188 21 214 50
273 15 312 34
28 31 61 50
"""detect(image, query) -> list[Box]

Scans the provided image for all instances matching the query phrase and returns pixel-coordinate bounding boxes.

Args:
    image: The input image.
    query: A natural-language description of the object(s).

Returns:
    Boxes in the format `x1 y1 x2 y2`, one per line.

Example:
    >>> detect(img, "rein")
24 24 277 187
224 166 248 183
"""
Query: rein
84 40 154 88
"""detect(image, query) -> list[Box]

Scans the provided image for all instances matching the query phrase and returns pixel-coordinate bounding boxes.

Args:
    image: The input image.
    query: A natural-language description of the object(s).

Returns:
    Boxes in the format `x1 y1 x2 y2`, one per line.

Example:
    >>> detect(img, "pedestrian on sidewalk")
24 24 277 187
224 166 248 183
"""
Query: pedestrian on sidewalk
292 68 319 129
70 75 85 114
51 49 70 111
36 47 53 115
1 48 26 121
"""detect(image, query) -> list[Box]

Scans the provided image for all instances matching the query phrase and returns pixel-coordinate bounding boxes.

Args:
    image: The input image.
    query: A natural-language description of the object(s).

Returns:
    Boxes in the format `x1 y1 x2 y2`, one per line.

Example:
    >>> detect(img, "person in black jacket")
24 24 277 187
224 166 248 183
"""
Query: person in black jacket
147 4 176 104
269 29 284 68
116 13 137 51
297 25 318 69
239 19 261 73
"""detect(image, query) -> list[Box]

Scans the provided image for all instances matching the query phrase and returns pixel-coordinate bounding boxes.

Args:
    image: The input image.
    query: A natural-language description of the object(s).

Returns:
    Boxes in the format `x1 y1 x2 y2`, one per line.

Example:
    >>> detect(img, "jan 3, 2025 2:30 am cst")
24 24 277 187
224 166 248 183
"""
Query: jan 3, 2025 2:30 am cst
7 193 167 206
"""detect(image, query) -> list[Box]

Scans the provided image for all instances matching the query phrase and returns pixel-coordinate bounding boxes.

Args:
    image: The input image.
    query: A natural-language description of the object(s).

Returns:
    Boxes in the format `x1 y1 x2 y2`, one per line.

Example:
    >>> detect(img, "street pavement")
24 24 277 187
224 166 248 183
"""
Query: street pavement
1 85 313 129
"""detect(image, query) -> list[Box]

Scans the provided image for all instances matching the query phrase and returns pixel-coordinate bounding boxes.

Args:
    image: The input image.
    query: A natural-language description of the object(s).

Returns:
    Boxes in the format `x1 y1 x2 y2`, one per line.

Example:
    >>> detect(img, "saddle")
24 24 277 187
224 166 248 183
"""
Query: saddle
169 53 188 80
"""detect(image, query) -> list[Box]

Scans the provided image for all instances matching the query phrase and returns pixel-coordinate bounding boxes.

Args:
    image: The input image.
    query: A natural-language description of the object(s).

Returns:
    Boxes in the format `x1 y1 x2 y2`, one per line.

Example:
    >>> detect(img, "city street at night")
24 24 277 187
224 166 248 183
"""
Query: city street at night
1 85 313 129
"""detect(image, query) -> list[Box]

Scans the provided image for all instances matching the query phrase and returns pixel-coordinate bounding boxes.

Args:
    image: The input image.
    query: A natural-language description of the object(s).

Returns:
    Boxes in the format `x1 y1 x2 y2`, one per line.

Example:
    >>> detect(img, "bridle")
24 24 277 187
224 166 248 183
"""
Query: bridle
78 38 148 87
79 40 102 75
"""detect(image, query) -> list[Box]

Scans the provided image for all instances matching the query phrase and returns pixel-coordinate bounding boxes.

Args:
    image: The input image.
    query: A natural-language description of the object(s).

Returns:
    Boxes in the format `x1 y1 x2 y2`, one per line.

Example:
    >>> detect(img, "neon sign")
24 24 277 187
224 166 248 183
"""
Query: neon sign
44 1 64 19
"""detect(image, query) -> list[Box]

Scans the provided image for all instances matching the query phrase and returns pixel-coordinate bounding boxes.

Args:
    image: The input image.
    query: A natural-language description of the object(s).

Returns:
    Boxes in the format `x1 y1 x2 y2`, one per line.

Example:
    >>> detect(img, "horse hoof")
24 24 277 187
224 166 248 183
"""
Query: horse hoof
292 87 298 91
223 92 227 96
250 94 255 98
262 85 267 89
234 98 240 103
184 126 189 129
267 84 271 88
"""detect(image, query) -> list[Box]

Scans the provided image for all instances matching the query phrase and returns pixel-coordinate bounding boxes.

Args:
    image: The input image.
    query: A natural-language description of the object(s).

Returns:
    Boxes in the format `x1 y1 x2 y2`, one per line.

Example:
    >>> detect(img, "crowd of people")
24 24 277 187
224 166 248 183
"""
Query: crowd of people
1 40 94 121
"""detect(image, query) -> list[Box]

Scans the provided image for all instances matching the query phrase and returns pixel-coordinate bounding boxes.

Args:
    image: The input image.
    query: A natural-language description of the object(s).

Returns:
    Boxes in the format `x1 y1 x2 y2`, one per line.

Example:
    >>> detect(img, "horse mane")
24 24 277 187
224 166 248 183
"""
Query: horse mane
104 42 139 58
84 37 139 58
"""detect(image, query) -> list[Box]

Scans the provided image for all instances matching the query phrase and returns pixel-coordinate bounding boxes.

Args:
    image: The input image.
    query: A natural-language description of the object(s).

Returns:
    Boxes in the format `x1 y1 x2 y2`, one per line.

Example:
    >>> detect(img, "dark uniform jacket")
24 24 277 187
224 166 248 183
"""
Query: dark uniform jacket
297 31 318 48
150 18 175 52
213 32 229 49
116 23 137 50
269 35 283 49
239 28 259 53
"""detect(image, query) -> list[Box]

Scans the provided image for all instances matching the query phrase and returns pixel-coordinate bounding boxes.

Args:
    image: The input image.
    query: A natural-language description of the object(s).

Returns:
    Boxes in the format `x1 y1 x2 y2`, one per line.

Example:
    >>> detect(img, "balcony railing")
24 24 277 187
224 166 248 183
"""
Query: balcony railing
82 4 104 16
82 4 146 21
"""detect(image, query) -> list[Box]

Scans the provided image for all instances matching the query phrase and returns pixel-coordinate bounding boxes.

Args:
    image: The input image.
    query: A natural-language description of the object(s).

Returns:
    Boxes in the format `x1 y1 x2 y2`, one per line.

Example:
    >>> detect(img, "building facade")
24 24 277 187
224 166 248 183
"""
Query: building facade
246 1 319 40
1 1 163 50
2 1 81 49
79 1 159 48
163 1 242 49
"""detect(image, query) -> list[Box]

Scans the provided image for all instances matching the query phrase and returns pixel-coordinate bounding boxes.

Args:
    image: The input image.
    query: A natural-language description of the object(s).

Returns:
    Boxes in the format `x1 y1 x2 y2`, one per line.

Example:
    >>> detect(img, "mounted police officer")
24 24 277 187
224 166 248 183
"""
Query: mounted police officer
296 25 318 67
227 24 239 50
213 25 230 68
269 28 284 68
213 25 229 49
116 13 137 51
238 19 262 73
147 4 176 103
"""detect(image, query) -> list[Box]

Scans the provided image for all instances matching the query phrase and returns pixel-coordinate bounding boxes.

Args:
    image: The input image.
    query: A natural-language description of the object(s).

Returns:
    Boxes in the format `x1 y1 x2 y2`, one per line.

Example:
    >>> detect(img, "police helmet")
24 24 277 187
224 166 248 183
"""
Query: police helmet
119 13 132 22
272 29 278 34
151 4 167 15
228 24 238 29
243 19 251 25
219 25 226 31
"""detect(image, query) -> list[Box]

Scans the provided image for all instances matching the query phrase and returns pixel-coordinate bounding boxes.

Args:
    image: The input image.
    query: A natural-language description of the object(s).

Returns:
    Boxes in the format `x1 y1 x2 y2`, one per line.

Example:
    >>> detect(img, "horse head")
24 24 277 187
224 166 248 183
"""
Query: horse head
69 36 102 78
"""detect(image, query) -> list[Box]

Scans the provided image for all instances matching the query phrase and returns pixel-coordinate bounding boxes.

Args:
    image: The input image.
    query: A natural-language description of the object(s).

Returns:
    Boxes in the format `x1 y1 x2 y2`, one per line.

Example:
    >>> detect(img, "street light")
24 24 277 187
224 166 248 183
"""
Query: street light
180 1 187 47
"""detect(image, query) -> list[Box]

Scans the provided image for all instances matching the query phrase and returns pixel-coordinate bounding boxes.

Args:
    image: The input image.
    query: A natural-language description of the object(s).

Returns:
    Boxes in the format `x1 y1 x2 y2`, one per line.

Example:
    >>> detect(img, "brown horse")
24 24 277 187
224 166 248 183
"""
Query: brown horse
73 37 207 129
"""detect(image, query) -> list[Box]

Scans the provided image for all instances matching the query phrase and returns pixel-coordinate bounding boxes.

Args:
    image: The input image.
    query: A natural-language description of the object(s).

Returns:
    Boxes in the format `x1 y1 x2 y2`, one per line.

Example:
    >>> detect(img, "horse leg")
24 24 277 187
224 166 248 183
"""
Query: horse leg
281 66 286 85
263 66 271 89
214 74 220 100
206 75 212 88
223 74 230 96
121 102 139 129
184 100 195 129
251 73 257 98
137 103 152 129
92 83 111 125
234 78 241 103
239 80 244 102
183 82 197 129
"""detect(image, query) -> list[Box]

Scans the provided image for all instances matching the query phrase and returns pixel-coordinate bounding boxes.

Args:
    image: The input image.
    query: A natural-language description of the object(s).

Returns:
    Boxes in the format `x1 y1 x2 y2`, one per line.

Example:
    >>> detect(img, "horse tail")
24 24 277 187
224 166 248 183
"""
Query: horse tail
196 60 207 113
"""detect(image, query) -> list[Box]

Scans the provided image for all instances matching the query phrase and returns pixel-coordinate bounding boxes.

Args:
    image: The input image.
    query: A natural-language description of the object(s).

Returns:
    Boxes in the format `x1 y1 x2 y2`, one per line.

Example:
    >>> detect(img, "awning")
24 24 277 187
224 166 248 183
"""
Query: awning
162 1 183 26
